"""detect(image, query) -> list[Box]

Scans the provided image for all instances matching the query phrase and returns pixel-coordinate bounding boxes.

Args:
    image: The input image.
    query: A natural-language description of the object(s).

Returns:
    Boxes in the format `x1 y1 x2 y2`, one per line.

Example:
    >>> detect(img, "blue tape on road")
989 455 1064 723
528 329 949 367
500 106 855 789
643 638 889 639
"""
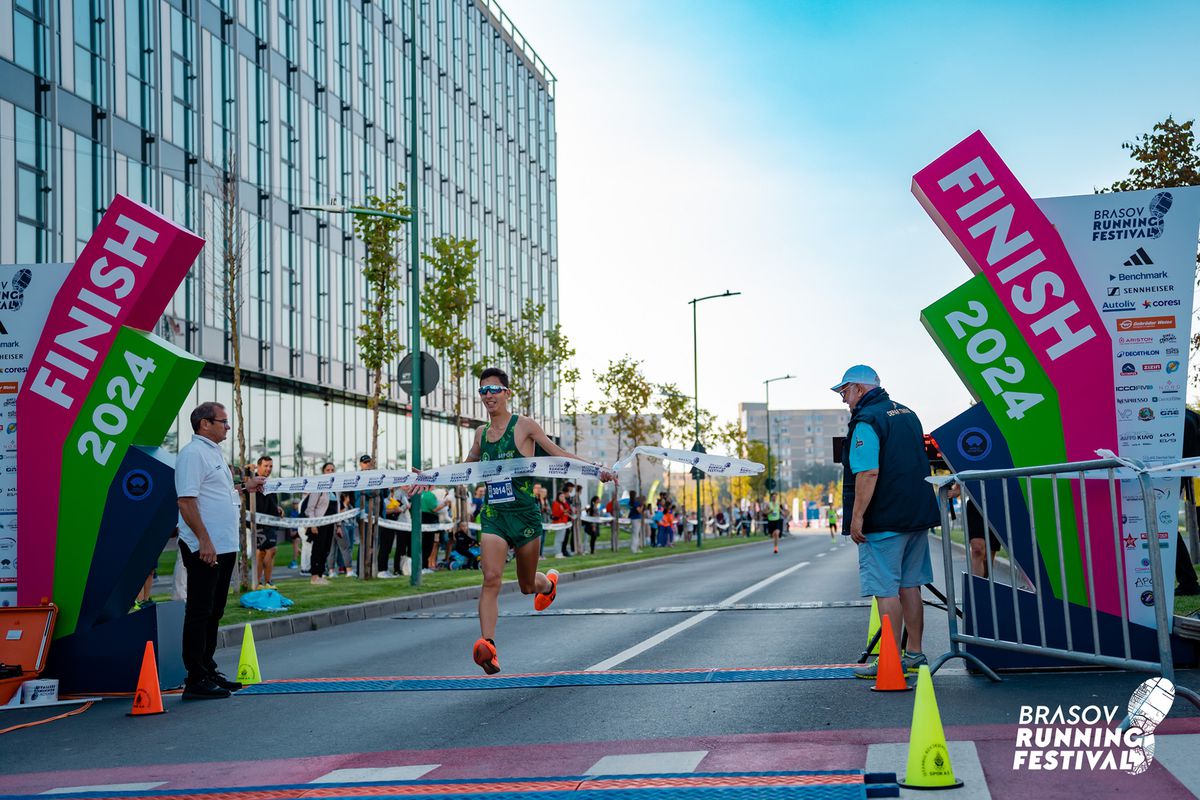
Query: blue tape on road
235 666 858 696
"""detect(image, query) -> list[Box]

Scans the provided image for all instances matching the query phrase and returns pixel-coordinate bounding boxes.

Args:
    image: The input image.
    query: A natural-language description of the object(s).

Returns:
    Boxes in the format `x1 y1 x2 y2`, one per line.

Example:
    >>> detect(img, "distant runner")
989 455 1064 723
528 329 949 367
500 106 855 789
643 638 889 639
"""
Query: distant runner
767 492 784 554
463 367 616 674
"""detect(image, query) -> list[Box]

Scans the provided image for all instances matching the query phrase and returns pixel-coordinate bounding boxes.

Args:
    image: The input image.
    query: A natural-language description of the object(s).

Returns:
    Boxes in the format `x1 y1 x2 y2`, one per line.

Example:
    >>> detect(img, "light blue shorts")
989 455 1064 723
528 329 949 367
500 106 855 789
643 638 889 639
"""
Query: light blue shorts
857 531 933 598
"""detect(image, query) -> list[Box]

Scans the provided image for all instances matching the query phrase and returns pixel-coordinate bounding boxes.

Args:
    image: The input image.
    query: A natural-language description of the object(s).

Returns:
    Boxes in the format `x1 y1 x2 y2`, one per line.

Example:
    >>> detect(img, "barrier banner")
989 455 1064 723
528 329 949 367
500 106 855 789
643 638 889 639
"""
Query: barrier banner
1038 187 1200 625
0 263 70 607
262 449 762 495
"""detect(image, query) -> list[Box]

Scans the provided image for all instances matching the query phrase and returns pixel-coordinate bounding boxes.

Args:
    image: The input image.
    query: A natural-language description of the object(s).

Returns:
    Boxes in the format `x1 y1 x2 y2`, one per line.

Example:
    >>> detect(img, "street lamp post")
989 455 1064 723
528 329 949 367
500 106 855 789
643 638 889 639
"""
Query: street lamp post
763 374 795 499
688 290 740 547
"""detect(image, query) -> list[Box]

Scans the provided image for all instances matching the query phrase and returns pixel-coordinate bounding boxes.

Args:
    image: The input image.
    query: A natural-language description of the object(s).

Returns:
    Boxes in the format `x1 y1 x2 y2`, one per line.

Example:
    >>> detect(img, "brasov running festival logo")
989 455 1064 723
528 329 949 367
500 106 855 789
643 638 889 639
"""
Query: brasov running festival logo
1013 678 1175 774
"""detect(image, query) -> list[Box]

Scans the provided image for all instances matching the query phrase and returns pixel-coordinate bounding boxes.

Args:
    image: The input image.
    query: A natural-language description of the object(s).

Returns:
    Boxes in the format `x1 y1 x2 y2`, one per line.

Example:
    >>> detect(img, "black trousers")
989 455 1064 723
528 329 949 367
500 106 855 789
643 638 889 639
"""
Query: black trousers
377 521 409 573
421 512 438 568
178 541 236 683
1178 529 1199 590
310 524 334 577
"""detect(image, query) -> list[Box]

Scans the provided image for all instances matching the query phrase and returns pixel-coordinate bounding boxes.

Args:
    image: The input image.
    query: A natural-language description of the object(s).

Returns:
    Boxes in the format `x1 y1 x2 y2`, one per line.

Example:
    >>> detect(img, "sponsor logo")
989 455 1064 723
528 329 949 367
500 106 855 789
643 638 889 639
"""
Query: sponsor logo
367 475 386 487
1134 576 1154 588
346 475 361 488
316 478 335 490
122 469 153 501
1166 361 1180 373
1116 316 1175 331
1116 384 1152 392
738 466 756 475
1121 514 1143 525
1093 193 1172 241
1142 363 1162 372
448 467 473 484
0 269 32 334
1165 347 1180 355
1159 432 1178 444
1120 363 1137 376
548 460 571 476
1103 300 1135 313
1160 333 1177 344
1142 299 1181 309
1140 590 1155 607
513 461 538 476
1117 396 1149 405
1160 407 1180 417
1120 336 1154 345
1117 350 1159 358
958 428 992 461
706 461 733 475
1138 407 1155 421
581 465 600 478
1106 286 1120 297
1121 285 1176 295
1118 409 1134 420
1161 380 1181 394
1124 534 1138 549
1123 246 1154 267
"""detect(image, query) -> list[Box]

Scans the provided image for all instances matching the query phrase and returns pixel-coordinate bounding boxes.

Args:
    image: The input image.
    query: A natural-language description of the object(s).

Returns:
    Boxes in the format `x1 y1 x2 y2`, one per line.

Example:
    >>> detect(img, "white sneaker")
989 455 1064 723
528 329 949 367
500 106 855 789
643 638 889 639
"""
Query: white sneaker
378 571 394 579
344 569 355 577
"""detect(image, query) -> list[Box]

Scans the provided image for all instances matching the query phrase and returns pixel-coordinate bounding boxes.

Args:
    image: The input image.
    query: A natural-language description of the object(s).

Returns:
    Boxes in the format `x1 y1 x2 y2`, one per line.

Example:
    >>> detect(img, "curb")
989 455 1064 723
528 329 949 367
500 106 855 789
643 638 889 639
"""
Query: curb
216 539 760 649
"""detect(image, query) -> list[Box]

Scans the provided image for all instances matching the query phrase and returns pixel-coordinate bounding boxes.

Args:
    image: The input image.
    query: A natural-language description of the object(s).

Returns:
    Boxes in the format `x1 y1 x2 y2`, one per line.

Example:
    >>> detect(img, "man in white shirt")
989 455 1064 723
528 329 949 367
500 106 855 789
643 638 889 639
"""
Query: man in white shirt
176 401 263 700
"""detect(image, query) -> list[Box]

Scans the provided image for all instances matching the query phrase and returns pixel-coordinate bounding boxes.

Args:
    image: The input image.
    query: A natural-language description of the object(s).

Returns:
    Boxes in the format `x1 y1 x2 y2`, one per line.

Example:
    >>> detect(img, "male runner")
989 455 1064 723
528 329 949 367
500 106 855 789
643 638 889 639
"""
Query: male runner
462 367 615 674
767 492 784 554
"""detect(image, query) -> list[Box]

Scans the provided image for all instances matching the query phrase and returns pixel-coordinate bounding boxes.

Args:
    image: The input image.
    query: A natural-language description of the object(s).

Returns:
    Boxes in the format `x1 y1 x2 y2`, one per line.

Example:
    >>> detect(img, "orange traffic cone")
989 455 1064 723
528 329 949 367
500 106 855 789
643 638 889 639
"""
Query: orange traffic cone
127 641 167 716
870 615 912 692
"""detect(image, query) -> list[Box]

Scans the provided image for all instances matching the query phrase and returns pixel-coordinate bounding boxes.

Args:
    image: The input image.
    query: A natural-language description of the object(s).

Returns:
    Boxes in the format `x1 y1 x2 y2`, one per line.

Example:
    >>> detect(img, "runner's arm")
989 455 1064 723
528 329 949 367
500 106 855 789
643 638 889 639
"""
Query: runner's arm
520 417 618 483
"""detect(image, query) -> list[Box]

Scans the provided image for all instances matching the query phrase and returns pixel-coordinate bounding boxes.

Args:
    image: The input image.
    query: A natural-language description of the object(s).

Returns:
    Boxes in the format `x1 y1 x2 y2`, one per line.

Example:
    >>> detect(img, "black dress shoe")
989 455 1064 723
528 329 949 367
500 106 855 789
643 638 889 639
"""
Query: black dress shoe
182 678 232 700
1178 583 1200 596
210 672 243 692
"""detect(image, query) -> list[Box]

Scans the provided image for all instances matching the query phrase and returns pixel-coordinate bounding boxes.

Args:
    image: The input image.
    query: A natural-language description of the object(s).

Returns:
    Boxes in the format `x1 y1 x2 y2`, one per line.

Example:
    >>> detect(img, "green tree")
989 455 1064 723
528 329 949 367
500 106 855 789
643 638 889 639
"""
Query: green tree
1104 116 1200 374
487 299 574 416
716 419 753 502
745 440 777 498
591 357 656 487
420 236 481 461
353 187 410 580
352 186 411 467
655 383 693 448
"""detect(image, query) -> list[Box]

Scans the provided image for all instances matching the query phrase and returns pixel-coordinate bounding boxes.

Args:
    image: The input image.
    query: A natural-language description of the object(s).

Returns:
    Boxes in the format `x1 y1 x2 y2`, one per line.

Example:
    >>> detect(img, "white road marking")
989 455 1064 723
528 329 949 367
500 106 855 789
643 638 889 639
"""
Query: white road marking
311 765 440 783
586 561 810 671
43 785 166 795
817 552 827 558
586 751 708 775
1153 734 1200 792
866 741 990 799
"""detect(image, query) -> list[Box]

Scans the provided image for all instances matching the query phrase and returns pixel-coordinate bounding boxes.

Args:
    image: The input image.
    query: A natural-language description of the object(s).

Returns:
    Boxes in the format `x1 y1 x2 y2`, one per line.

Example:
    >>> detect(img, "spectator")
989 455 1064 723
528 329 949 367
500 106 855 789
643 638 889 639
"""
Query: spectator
252 456 282 589
419 488 451 574
377 489 409 578
175 401 264 699
450 521 480 570
355 454 385 576
583 497 601 554
472 484 486 521
627 490 643 553
332 492 357 577
552 486 573 557
303 462 337 586
833 365 939 680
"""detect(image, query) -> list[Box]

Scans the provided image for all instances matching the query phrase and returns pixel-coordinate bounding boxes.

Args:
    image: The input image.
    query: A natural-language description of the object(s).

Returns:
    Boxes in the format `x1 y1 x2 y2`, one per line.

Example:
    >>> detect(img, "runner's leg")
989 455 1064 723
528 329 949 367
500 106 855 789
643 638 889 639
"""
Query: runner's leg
478 533 510 640
514 536 552 595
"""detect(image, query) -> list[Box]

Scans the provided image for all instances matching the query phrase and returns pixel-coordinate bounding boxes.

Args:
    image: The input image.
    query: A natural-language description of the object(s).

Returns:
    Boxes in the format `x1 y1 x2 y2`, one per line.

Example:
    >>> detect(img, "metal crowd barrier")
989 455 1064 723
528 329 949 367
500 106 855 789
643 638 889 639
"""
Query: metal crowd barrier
929 456 1199 712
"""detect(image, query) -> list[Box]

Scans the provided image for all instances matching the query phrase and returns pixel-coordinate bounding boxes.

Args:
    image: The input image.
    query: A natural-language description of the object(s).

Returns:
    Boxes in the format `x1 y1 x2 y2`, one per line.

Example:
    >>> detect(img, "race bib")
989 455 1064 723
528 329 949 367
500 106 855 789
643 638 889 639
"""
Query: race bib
487 479 516 505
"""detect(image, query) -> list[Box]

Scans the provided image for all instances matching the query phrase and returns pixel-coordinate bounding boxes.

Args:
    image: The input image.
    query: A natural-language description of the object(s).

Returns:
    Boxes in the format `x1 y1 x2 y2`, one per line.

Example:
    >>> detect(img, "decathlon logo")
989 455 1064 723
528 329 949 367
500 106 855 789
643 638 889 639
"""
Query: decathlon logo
1013 678 1175 773
957 427 992 461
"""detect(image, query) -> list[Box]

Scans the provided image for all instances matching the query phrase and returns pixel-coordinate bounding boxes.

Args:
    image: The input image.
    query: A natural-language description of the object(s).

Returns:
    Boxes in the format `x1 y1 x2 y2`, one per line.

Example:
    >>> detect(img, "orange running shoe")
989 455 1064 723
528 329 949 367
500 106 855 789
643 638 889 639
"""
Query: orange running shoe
473 638 500 675
534 569 559 611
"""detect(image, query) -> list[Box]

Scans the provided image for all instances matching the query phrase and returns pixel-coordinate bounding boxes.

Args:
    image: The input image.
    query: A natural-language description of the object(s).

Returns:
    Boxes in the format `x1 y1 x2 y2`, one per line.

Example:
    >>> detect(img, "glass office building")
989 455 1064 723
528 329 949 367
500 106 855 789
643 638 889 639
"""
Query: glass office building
0 0 559 474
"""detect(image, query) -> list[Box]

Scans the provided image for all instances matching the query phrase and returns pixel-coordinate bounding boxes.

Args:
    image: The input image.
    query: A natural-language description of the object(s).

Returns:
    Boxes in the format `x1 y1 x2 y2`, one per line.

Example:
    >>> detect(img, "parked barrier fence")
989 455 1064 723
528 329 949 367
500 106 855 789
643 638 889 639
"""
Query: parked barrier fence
929 456 1199 713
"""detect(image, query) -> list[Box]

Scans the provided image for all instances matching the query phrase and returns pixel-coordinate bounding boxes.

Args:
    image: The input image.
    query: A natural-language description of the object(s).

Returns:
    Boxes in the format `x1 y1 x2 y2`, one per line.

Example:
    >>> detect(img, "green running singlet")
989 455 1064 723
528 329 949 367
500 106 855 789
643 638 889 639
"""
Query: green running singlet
767 501 782 522
479 414 544 550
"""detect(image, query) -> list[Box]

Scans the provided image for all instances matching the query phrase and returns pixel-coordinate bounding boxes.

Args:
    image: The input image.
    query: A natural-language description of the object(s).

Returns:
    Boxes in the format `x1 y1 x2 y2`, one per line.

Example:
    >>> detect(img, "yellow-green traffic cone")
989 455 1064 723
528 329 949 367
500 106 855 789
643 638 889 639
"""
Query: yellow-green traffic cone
866 597 881 656
900 665 963 789
236 624 262 685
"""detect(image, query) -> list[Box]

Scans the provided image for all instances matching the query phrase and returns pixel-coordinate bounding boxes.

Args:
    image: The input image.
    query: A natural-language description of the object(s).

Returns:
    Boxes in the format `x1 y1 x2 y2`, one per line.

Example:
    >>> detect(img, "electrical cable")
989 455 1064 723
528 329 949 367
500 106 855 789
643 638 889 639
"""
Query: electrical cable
0 700 93 735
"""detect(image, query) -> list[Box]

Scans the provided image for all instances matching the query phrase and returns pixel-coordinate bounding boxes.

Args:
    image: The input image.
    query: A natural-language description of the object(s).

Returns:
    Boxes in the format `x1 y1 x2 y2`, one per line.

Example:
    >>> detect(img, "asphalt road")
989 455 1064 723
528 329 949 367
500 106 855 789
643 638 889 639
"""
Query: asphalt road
3 528 1199 797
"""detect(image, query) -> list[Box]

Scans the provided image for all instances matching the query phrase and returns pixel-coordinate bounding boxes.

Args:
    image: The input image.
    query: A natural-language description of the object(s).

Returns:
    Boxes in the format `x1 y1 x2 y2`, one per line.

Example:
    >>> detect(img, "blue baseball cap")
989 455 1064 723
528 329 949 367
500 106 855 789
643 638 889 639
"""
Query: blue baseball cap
831 365 880 393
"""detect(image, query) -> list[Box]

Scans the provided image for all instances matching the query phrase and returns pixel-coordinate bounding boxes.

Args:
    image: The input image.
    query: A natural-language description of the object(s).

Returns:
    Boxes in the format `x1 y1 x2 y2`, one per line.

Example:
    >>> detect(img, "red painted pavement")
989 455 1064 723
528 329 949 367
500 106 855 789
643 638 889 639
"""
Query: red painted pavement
2 719 1198 798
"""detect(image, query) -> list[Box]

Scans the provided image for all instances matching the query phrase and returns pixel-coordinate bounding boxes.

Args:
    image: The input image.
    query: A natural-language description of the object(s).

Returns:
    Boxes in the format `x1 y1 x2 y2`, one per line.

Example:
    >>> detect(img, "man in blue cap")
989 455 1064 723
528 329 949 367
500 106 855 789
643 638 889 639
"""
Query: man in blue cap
832 365 940 679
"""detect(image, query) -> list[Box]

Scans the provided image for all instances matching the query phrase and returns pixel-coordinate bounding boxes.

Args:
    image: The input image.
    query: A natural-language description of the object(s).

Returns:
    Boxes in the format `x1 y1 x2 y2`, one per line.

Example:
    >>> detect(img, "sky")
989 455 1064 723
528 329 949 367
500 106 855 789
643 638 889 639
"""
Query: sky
500 0 1200 440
